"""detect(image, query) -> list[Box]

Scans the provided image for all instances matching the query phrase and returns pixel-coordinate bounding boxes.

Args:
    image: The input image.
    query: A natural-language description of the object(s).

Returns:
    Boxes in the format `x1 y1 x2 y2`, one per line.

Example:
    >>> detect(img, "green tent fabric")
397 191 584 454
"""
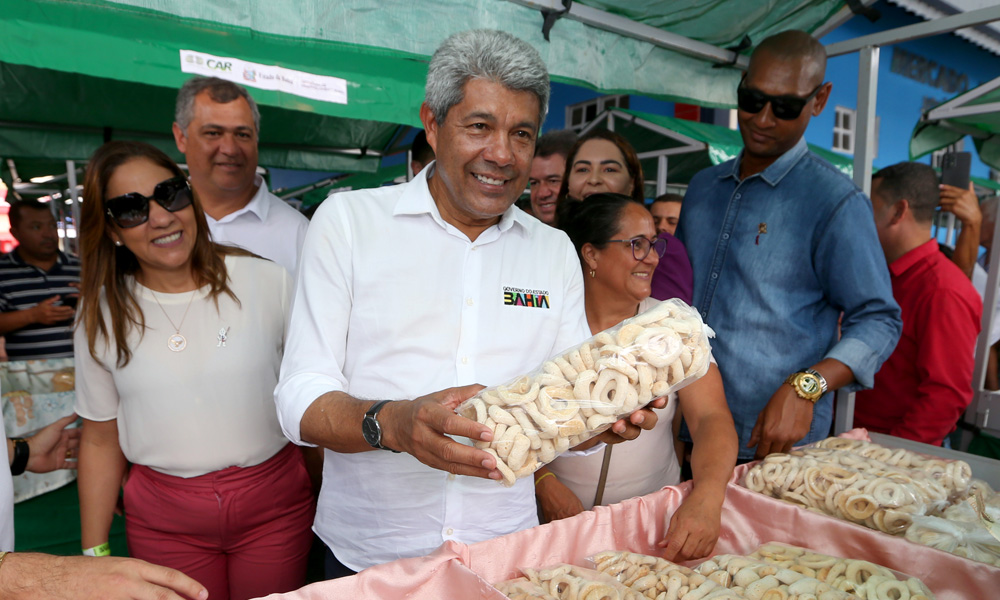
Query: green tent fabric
910 77 1000 170
592 108 854 187
299 164 409 209
0 0 861 189
78 0 853 110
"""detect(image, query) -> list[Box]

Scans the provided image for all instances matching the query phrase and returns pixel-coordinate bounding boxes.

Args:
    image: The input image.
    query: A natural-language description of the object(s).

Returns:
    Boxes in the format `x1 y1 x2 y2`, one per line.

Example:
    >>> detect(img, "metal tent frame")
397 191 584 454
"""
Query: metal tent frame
823 3 1000 441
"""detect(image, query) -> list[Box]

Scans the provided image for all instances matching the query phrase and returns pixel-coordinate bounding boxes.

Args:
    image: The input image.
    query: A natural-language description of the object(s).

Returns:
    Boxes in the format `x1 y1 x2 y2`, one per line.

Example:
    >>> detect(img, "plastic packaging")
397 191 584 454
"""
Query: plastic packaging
905 503 1000 567
743 447 941 534
747 542 936 600
813 437 973 502
495 563 641 600
457 299 713 486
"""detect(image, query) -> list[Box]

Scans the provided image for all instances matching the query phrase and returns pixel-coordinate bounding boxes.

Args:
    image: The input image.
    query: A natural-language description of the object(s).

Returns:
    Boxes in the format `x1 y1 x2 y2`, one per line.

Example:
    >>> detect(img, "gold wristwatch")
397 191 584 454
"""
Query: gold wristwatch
785 368 828 403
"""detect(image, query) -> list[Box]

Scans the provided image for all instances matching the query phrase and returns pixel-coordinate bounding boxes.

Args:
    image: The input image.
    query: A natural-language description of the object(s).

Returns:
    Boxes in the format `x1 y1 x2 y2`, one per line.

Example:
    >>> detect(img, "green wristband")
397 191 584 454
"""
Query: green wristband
82 542 110 557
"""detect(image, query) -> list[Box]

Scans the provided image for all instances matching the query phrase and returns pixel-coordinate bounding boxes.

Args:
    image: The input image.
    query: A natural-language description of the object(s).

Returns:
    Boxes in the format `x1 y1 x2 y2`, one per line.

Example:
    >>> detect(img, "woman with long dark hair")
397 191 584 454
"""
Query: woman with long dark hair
75 141 314 600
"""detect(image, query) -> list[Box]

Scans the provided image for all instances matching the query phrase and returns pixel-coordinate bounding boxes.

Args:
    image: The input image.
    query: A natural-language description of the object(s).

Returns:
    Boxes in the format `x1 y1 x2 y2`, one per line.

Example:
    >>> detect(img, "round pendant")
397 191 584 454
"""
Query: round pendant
167 333 187 352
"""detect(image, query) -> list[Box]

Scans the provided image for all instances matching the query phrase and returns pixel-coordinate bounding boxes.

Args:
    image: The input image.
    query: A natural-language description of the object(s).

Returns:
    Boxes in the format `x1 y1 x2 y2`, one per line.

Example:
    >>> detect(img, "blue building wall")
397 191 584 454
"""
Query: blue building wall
818 2 1000 177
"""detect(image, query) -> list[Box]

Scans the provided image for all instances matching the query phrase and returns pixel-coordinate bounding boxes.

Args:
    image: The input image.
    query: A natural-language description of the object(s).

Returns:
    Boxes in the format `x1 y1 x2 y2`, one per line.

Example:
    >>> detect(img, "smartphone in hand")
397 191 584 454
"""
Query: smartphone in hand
60 294 78 310
941 151 972 189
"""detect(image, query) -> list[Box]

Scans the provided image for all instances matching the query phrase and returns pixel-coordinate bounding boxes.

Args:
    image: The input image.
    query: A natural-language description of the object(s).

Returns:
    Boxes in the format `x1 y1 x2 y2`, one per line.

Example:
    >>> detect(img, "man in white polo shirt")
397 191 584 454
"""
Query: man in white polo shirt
275 29 661 576
173 77 308 274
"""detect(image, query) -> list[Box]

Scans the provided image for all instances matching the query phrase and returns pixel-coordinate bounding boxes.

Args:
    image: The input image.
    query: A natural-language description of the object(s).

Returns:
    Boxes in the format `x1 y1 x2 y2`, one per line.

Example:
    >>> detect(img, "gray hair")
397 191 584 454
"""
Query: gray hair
425 29 550 127
175 76 261 133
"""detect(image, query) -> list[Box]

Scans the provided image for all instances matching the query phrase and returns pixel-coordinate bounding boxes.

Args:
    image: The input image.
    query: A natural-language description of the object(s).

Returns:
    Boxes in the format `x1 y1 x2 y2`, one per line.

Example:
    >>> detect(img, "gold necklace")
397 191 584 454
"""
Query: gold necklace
150 289 196 352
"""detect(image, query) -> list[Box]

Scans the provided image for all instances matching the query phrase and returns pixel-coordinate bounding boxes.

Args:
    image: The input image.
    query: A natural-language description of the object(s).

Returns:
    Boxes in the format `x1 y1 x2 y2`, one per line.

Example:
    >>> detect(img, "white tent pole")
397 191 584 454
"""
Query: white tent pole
66 160 81 256
825 4 1000 57
657 155 668 197
927 75 1000 119
834 45 879 435
509 0 749 68
852 46 879 196
969 211 1000 437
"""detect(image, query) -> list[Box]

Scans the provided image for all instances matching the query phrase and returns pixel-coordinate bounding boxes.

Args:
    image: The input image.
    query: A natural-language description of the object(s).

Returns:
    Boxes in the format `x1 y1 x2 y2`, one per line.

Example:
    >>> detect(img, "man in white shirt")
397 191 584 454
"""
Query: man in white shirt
275 29 662 576
173 77 309 274
0 412 205 600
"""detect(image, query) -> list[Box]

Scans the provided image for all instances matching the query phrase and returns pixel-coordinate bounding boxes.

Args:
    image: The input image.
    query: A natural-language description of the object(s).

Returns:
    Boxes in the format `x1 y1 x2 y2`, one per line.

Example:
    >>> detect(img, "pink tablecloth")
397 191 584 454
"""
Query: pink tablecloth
256 479 999 599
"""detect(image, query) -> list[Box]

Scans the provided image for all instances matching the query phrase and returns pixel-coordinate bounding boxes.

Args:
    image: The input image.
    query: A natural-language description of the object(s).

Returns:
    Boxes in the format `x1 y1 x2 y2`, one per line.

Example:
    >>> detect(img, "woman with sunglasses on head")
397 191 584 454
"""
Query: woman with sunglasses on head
557 128 693 304
537 194 737 562
74 141 314 600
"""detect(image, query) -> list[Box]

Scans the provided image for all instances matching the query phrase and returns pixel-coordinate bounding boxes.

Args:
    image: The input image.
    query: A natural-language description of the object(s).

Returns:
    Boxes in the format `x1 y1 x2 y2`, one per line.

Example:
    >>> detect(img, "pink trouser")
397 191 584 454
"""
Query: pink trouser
124 443 316 600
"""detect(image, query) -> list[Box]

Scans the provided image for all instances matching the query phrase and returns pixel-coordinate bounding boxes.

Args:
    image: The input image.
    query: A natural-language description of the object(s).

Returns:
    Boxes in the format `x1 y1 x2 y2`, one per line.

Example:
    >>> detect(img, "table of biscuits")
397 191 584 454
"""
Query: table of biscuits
254 430 1000 600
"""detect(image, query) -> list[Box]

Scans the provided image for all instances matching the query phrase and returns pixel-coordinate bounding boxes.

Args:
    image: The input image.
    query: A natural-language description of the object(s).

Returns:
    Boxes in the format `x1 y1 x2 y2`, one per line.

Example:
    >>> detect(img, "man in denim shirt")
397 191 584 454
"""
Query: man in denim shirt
676 31 901 461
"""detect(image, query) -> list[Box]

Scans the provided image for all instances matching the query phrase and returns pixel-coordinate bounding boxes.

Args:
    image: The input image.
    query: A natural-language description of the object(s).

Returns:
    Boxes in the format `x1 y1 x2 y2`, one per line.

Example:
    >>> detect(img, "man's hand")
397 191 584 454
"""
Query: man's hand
656 488 724 562
939 183 981 228
26 413 80 473
748 385 813 459
32 296 75 325
0 553 208 600
535 470 585 522
379 384 503 480
590 396 666 447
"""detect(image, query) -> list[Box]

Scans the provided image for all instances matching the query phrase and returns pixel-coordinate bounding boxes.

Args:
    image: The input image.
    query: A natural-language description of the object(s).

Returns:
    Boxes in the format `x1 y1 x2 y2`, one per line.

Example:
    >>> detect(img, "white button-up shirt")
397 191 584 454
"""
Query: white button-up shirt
205 175 309 275
275 164 588 570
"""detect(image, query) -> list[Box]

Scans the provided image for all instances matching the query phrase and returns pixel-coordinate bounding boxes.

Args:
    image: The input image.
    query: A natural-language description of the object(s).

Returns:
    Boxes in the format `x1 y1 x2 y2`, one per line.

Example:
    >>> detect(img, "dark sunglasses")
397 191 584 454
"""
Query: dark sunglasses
736 76 824 121
105 176 193 229
605 236 668 261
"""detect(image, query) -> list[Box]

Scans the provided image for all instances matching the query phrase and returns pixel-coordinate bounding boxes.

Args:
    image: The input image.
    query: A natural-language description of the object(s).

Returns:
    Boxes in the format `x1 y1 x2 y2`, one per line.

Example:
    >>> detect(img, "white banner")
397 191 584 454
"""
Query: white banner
180 50 347 105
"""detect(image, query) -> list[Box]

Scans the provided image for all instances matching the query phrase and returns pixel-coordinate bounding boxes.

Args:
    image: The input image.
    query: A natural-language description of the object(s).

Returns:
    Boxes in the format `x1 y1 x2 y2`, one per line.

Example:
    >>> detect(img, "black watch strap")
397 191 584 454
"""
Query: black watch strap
10 437 29 476
364 400 400 453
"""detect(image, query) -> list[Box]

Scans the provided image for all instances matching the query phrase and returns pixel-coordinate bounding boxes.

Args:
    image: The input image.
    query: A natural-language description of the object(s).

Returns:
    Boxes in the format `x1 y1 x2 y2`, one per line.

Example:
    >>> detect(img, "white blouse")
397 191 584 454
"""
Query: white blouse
75 255 291 478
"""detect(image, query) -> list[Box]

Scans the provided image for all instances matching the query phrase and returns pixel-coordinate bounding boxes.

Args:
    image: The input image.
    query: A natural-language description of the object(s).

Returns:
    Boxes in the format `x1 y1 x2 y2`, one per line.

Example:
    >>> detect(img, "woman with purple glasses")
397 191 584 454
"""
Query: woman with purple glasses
74 141 313 600
537 193 737 562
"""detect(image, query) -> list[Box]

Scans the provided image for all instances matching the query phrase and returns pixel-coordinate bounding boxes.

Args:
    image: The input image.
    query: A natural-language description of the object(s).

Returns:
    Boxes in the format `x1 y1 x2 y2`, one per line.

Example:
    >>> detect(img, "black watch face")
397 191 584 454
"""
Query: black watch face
362 417 381 448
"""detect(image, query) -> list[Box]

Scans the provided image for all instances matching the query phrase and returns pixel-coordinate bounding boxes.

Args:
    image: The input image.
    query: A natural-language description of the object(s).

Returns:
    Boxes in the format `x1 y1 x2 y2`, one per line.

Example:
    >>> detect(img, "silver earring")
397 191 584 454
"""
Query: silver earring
114 240 123 247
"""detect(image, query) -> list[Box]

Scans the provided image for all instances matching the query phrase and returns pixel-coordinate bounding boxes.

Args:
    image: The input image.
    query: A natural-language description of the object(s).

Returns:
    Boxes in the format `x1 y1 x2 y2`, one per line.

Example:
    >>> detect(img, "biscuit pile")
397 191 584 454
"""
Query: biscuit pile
458 299 712 486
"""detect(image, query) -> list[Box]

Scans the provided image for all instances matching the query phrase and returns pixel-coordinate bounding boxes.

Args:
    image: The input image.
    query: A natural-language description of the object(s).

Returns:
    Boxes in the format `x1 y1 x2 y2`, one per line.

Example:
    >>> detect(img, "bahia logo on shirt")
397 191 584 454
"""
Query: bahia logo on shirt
503 286 550 309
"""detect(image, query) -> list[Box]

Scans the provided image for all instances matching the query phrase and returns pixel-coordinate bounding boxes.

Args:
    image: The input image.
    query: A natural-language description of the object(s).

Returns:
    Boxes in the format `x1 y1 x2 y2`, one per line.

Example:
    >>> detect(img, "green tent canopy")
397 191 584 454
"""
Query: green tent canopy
584 108 854 193
910 75 1000 170
292 164 409 209
0 0 867 192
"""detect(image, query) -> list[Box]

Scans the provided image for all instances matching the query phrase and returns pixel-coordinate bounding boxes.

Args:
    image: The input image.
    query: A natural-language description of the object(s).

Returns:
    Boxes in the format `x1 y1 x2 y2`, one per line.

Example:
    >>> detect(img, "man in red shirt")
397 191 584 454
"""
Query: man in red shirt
855 162 982 446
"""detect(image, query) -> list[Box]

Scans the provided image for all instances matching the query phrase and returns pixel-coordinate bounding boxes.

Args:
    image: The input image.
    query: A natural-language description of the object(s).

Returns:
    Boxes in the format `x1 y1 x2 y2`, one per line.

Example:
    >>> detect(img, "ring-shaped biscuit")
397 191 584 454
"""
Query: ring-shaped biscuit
635 327 683 368
506 435 531 470
537 386 580 421
668 359 686 385
596 355 639 383
636 363 654 405
872 481 906 507
554 356 579 381
617 322 645 346
484 448 516 487
524 402 560 438
591 369 630 415
488 404 518 426
844 493 878 521
820 465 859 486
498 381 540 406
874 578 911 600
573 370 599 404
580 343 596 370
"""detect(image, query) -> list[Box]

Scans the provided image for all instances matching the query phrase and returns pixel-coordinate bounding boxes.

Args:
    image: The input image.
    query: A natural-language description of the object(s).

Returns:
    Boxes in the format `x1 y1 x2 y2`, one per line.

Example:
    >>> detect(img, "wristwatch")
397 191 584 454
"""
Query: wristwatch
362 400 400 452
784 368 828 403
9 437 29 476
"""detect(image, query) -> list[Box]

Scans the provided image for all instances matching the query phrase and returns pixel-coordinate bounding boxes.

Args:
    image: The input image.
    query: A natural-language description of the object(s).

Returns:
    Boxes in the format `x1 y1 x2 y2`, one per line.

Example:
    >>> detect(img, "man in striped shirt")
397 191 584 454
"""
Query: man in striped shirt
0 200 80 360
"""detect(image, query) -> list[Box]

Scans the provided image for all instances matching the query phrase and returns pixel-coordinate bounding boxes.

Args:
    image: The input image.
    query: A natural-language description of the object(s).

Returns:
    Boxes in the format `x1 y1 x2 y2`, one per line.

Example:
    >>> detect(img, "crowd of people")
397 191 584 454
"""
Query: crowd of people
0 24 991 600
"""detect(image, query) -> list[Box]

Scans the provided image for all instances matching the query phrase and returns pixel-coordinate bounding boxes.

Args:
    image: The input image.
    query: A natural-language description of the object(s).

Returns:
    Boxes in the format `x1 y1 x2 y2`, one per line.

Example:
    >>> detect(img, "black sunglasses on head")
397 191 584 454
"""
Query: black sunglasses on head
105 176 193 229
736 76 824 121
